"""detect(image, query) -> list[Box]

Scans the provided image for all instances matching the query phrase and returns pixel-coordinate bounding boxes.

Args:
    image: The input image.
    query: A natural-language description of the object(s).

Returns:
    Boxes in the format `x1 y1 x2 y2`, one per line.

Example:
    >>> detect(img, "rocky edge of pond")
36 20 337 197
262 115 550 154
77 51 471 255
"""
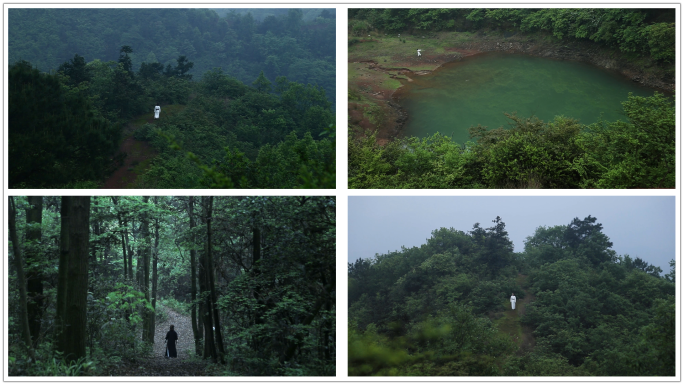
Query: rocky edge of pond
351 32 674 142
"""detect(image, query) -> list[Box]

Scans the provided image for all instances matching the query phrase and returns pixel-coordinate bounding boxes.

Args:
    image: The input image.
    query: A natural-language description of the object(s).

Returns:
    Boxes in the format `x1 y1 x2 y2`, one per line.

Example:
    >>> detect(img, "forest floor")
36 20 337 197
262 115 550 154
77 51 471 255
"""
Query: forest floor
493 274 536 355
103 305 222 376
102 105 185 189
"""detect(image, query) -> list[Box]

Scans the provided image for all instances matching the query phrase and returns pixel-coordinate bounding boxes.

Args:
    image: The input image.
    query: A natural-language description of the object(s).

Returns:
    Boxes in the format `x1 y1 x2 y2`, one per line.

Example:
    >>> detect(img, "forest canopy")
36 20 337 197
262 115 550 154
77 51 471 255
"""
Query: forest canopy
348 215 674 376
8 196 335 376
9 8 335 102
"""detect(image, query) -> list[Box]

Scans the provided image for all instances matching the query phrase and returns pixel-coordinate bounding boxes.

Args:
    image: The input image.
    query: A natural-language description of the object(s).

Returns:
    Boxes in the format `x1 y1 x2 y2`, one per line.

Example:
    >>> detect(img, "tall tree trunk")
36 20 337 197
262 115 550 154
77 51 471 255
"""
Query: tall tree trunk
200 197 217 362
149 198 159 343
206 196 226 363
127 219 134 279
141 196 153 343
111 197 127 279
8 197 32 348
63 196 91 362
187 197 202 356
25 196 43 344
251 226 263 355
56 197 70 351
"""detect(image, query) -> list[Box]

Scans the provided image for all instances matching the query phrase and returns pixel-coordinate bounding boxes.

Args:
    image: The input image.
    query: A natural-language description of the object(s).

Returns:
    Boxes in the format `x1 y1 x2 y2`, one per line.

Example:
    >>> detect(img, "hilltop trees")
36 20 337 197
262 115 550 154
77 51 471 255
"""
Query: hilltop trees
348 215 674 376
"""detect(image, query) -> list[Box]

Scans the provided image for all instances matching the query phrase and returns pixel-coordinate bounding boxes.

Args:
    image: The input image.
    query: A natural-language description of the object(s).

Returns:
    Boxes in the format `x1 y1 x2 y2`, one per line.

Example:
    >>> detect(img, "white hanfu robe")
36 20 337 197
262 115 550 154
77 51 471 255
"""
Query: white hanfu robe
417 49 422 57
510 295 517 310
154 106 161 119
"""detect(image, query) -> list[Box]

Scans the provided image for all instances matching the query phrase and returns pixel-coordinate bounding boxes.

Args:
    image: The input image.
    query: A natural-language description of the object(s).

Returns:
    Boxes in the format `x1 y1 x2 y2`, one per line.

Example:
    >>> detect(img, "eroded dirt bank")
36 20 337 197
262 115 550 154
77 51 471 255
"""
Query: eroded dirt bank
348 31 674 143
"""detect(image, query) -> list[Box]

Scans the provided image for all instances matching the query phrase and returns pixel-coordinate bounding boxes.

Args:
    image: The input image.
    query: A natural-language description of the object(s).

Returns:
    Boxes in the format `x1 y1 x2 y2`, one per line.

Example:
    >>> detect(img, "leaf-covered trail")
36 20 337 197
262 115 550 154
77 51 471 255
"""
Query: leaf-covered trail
105 305 213 376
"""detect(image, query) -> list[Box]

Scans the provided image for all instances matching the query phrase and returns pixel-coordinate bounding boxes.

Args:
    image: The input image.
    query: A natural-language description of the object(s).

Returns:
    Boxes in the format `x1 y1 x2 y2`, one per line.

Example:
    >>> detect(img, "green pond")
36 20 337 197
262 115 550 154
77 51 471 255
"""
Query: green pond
397 52 663 144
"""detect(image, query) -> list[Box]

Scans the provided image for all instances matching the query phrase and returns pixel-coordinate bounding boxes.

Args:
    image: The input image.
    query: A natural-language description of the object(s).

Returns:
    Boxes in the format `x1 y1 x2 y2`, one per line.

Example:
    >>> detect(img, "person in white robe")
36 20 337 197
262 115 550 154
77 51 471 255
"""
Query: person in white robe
154 105 161 119
510 293 517 310
417 49 422 57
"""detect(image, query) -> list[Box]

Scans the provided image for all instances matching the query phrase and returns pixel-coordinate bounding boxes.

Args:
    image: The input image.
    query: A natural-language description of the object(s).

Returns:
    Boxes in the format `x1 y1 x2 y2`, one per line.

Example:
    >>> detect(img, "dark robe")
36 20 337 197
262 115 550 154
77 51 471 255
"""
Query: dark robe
165 330 178 358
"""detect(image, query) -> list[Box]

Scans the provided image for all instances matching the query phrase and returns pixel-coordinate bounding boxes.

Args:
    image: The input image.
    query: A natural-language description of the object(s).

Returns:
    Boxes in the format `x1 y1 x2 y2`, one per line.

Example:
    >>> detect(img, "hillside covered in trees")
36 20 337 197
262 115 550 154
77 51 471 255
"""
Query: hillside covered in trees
9 8 335 103
9 8 335 189
8 196 335 376
349 216 675 376
348 8 675 189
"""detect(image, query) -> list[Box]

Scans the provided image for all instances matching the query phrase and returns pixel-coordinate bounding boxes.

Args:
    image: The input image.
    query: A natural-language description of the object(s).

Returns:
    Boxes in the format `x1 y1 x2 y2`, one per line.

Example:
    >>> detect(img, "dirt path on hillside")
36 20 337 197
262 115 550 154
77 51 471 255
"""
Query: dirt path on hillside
515 274 536 355
496 274 536 355
101 116 158 189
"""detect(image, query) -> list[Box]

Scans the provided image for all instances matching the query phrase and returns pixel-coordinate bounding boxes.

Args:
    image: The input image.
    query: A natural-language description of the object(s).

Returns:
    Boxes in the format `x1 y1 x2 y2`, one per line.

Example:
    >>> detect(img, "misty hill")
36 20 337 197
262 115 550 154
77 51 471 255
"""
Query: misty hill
8 8 335 103
211 8 335 22
348 215 674 376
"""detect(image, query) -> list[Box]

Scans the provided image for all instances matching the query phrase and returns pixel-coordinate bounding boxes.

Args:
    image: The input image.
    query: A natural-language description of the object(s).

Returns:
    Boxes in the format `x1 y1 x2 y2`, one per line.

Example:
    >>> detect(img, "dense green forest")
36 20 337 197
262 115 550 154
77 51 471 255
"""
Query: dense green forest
349 216 675 375
9 8 335 189
9 8 335 103
212 8 335 22
347 8 675 189
8 196 335 376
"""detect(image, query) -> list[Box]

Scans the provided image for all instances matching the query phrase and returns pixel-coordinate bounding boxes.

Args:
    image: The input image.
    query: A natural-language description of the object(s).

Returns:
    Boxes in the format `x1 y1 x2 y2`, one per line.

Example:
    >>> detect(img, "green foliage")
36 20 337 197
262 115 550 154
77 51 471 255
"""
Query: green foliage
8 61 121 188
134 72 334 189
9 8 335 105
349 214 675 376
158 297 190 315
9 344 98 376
577 92 675 188
351 8 674 63
349 93 673 189
215 197 336 375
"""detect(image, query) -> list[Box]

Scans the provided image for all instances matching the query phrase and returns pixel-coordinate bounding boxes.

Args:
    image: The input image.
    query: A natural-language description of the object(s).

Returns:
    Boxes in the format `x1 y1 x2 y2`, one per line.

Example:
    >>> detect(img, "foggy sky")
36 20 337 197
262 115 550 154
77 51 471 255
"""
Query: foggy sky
348 196 675 273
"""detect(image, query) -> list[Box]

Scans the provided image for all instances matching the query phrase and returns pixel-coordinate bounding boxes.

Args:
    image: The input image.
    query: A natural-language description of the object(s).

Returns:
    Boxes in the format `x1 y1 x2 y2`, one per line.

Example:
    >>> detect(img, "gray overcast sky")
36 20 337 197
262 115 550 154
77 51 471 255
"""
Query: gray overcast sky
348 196 675 273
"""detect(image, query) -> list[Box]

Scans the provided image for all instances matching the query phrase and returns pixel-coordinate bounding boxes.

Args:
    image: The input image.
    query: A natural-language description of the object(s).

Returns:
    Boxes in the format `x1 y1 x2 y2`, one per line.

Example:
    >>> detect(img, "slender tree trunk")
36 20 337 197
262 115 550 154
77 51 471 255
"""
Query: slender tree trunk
63 196 91 362
111 197 127 279
200 197 217 362
187 197 202 355
149 199 159 343
56 197 70 351
141 196 153 343
25 196 43 344
127 220 134 279
206 196 226 363
122 229 128 279
251 226 264 355
8 197 32 348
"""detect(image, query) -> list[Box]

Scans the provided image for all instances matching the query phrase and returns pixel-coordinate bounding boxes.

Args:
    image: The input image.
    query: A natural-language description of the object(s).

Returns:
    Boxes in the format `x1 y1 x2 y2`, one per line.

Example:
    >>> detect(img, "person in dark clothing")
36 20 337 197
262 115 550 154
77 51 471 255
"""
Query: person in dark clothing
165 325 178 358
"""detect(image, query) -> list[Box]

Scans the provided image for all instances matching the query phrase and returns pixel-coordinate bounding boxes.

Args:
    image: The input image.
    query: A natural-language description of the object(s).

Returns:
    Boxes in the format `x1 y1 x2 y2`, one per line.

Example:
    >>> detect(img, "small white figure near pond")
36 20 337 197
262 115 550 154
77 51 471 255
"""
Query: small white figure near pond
417 49 422 57
510 293 517 310
154 105 161 119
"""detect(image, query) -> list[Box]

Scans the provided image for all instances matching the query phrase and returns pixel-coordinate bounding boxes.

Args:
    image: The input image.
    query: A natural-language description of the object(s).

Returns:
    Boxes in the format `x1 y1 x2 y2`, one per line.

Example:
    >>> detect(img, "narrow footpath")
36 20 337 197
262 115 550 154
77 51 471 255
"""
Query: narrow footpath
101 114 157 189
496 274 536 355
104 305 212 376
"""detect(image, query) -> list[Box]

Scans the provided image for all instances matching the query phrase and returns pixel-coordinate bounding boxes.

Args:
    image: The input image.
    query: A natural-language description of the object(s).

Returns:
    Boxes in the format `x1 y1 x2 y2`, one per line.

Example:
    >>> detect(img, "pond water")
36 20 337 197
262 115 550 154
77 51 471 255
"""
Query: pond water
397 52 663 144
